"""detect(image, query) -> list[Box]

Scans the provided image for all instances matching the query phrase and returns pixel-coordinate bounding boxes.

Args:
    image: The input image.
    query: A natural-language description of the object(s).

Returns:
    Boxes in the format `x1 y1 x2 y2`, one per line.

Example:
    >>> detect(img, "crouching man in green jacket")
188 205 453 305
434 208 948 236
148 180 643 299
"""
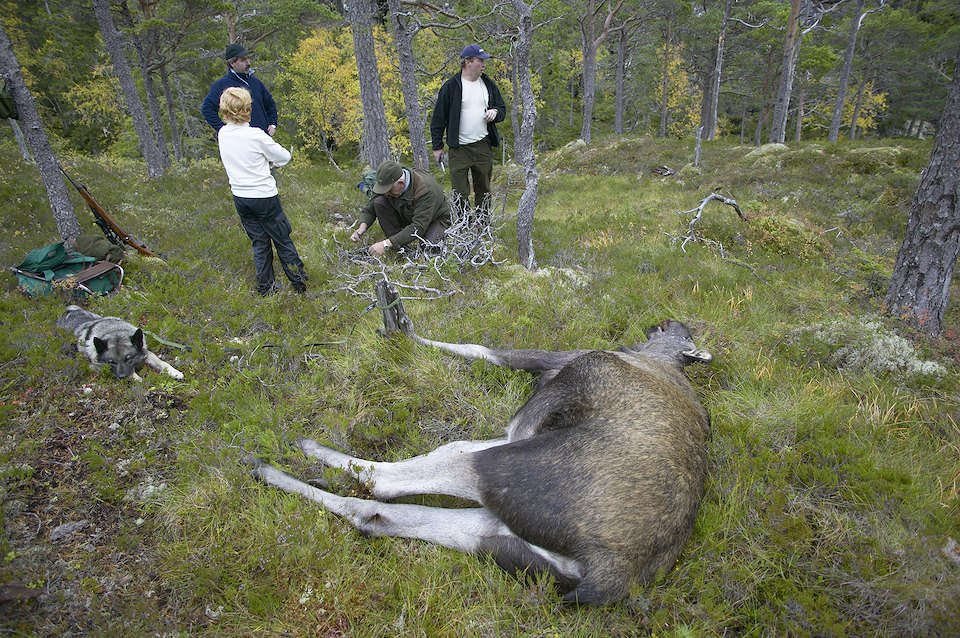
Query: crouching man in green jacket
351 160 451 257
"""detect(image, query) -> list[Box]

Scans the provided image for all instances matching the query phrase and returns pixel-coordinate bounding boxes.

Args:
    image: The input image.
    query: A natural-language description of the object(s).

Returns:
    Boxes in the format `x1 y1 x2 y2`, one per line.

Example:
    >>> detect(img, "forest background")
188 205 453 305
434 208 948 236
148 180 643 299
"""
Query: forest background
3 0 958 167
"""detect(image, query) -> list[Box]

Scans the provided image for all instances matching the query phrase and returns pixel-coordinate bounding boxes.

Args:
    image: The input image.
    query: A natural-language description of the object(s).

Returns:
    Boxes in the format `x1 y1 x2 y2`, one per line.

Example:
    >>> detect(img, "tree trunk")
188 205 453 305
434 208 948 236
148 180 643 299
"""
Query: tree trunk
885 51 960 335
344 0 391 167
828 0 867 142
0 24 81 246
159 62 182 161
659 14 672 138
510 49 521 144
580 42 597 143
579 0 623 144
385 0 428 170
126 0 169 170
753 108 766 146
511 0 538 271
849 70 868 140
794 79 806 141
92 0 165 177
614 29 626 135
699 46 717 140
701 0 731 141
769 0 801 144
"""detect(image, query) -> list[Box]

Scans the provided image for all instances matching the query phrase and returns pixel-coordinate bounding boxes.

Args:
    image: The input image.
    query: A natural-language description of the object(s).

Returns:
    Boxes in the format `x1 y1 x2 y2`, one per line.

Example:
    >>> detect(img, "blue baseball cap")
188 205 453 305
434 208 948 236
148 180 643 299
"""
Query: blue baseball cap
460 44 491 60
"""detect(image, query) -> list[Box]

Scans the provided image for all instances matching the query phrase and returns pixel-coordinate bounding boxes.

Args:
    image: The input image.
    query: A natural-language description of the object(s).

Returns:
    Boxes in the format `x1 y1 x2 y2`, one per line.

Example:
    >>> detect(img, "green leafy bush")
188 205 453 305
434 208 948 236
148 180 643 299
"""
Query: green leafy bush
746 214 825 259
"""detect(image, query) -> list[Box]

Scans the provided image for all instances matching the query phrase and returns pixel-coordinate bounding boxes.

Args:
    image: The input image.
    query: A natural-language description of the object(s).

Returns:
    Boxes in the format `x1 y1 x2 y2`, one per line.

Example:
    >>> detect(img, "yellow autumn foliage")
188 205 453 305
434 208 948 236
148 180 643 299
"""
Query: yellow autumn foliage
842 81 888 133
653 52 700 138
280 27 409 157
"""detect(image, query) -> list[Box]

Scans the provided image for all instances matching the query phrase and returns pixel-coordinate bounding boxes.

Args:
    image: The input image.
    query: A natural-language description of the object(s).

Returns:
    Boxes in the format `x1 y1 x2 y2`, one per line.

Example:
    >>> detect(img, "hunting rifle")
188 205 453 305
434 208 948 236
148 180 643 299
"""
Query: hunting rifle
58 165 156 257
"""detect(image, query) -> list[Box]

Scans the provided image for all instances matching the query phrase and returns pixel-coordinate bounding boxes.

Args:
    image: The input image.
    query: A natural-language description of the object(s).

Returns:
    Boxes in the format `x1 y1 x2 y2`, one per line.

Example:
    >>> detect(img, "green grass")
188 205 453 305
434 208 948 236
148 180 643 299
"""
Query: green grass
1 134 958 636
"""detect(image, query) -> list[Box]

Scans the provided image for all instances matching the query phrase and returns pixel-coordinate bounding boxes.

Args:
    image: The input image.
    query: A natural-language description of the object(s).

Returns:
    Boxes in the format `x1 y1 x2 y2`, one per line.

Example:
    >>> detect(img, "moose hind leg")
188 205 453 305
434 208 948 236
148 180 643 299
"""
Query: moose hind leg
559 553 635 605
247 457 507 553
295 437 506 502
479 535 585 595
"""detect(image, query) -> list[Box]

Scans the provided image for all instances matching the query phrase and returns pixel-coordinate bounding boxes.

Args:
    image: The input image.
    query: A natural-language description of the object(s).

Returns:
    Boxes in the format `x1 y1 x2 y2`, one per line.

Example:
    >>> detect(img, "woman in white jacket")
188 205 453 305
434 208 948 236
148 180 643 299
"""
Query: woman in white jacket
218 87 307 295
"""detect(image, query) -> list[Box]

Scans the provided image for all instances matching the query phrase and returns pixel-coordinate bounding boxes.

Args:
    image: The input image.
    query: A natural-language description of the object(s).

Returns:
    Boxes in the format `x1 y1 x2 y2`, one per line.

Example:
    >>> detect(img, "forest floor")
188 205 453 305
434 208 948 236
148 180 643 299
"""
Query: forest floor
2 135 959 636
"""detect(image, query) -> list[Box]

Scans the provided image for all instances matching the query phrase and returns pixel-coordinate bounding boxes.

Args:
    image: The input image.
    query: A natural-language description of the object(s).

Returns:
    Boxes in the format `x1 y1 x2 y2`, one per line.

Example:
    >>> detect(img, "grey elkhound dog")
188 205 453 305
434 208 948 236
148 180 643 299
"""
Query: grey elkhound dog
57 305 184 382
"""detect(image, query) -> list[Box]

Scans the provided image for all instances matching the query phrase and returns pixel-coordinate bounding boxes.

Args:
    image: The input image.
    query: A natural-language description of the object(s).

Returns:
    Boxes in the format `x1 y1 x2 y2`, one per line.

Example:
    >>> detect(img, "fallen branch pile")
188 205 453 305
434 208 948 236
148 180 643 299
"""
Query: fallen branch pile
321 197 505 305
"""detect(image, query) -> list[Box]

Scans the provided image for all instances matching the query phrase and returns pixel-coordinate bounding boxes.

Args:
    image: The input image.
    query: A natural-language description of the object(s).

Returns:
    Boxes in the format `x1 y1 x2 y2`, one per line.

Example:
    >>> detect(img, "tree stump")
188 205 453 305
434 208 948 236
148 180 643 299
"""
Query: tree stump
375 280 413 336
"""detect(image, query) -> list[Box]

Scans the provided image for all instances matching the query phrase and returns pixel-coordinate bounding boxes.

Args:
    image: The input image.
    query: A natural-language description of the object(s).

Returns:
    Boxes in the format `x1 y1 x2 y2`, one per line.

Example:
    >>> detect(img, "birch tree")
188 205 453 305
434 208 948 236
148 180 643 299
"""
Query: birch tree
0 23 81 246
700 0 733 141
768 0 802 143
509 0 539 270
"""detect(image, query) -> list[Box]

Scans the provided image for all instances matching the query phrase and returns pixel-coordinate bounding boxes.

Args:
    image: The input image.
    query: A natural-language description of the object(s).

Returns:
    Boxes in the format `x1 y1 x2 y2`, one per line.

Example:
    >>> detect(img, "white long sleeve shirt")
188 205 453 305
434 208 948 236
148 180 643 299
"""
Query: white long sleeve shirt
218 122 291 198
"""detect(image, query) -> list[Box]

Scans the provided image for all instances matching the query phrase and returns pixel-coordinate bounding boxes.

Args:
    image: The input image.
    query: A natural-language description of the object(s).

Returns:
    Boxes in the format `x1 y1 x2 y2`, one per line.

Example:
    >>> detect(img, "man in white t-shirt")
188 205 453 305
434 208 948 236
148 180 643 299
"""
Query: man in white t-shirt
217 87 307 296
430 44 506 214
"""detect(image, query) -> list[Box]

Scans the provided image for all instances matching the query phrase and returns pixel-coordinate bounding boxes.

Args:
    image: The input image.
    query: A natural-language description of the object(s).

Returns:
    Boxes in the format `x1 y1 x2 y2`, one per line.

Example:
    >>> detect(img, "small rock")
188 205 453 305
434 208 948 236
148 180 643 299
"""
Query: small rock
49 520 89 543
944 537 960 567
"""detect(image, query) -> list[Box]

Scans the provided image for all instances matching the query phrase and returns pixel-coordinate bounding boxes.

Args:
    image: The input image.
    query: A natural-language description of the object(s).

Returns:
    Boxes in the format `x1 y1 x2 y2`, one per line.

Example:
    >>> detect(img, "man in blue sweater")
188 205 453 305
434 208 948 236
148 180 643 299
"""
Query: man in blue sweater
202 43 278 136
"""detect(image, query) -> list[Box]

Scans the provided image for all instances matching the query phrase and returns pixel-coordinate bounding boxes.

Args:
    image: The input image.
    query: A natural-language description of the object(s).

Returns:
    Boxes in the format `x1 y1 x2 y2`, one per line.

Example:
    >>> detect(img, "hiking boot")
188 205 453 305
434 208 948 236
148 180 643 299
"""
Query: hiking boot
293 282 307 294
257 282 281 297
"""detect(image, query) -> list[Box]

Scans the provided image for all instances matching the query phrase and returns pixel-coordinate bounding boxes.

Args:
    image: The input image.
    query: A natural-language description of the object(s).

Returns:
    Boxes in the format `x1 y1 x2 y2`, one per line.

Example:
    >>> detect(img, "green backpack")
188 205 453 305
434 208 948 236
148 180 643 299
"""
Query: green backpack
10 242 123 297
357 168 378 198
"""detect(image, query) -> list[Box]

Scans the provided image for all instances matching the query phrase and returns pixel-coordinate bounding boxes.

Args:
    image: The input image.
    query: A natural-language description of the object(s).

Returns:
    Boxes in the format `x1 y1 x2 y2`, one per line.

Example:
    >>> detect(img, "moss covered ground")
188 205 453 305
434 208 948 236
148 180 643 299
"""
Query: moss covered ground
1 135 958 636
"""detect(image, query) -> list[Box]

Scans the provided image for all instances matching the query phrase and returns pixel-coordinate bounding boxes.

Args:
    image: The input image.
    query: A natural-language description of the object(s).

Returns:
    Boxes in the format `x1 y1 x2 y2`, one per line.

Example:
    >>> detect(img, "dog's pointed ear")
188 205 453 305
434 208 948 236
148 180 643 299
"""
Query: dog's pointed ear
93 336 109 355
131 329 145 350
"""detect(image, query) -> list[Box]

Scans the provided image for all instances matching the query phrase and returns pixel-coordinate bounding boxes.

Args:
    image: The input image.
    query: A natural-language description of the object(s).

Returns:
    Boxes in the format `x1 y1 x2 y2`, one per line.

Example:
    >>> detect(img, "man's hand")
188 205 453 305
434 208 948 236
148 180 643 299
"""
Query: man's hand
433 149 444 162
483 109 498 123
368 241 389 257
267 124 277 136
350 223 369 243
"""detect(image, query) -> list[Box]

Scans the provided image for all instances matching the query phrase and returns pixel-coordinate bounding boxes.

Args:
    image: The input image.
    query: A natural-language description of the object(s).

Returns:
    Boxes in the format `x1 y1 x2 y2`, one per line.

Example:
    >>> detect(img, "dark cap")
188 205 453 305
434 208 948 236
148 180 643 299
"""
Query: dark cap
372 161 403 195
224 43 249 60
460 44 491 60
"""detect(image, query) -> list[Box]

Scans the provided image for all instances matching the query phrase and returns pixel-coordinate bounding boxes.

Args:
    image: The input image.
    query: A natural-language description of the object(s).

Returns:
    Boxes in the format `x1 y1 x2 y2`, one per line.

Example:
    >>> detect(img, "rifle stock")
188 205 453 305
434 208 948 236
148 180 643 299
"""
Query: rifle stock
59 165 156 257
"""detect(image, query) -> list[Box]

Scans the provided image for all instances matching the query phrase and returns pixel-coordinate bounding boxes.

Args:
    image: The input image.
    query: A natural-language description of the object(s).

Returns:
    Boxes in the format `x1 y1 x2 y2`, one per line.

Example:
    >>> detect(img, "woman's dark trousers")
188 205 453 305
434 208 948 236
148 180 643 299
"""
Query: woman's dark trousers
233 195 307 294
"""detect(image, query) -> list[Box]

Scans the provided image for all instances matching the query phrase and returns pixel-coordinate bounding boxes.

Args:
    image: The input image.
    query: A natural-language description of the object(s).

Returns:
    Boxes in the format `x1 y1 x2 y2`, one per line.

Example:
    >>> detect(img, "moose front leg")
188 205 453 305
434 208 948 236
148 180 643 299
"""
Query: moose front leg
295 437 508 502
247 456 508 552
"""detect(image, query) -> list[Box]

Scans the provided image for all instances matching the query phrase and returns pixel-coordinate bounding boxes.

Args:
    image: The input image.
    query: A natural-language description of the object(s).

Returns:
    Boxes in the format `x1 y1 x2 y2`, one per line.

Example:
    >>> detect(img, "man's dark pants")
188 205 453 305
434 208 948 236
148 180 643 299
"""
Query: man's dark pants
372 198 448 247
449 138 493 211
233 195 307 294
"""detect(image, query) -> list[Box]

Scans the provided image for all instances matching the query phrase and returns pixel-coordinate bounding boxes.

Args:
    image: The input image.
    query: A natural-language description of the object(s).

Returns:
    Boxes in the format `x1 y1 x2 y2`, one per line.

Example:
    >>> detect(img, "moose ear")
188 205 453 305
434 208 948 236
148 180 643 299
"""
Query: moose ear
645 324 665 339
682 348 713 364
131 329 144 350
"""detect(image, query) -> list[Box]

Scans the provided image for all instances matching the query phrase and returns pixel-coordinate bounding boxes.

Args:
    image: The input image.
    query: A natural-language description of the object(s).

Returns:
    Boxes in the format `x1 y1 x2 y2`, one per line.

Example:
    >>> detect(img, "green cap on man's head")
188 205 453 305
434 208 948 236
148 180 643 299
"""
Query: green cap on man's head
372 161 403 194
224 43 249 60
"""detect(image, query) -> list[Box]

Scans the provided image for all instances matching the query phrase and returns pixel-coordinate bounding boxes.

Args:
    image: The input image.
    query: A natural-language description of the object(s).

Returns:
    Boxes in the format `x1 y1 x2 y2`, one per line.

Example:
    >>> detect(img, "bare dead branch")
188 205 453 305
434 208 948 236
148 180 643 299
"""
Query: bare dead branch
317 196 505 306
672 192 746 253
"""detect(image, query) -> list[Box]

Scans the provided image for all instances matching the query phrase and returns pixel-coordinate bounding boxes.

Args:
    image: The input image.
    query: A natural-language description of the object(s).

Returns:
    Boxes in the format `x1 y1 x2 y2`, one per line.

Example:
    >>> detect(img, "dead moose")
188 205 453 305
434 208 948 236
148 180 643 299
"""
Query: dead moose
247 297 713 605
